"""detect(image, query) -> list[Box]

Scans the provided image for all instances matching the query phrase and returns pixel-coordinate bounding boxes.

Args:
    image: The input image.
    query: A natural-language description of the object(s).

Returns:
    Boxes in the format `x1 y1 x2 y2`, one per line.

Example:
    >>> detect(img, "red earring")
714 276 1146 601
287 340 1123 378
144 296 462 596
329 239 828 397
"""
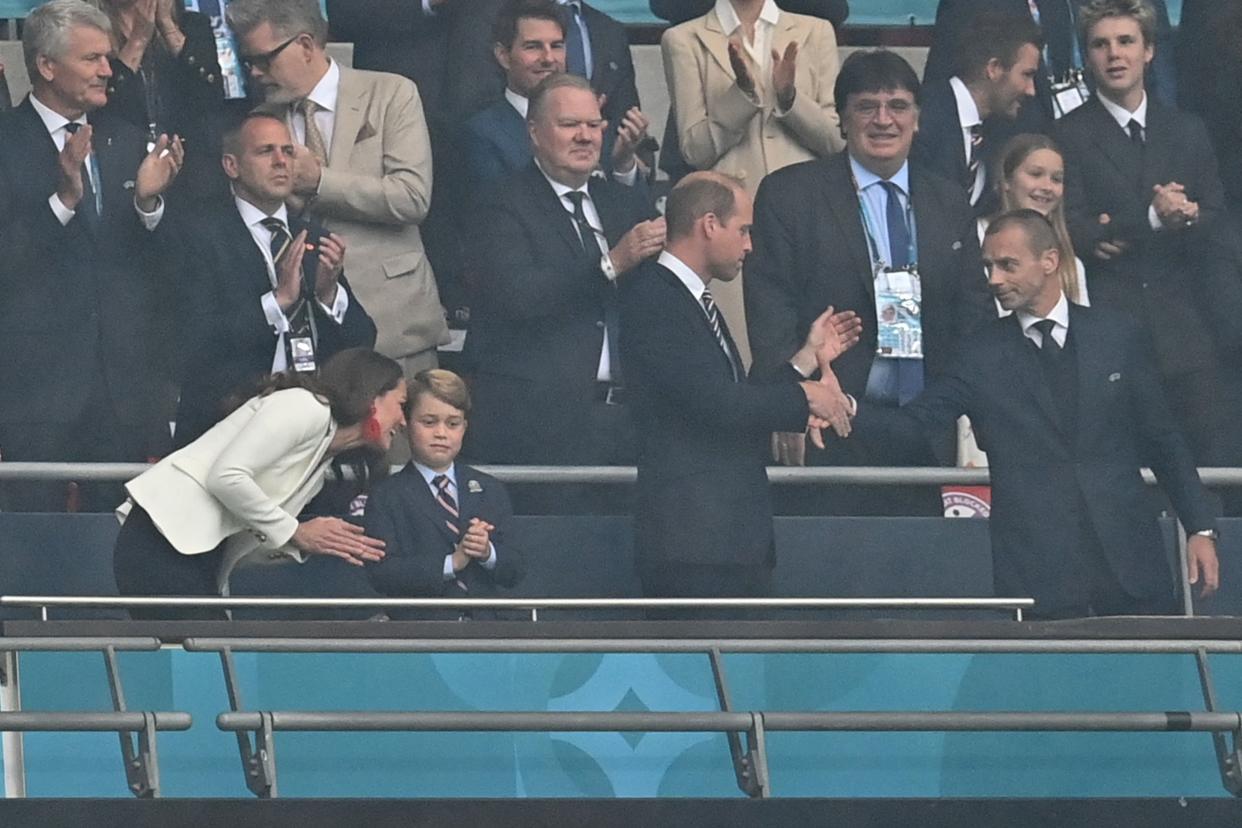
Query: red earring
362 407 383 443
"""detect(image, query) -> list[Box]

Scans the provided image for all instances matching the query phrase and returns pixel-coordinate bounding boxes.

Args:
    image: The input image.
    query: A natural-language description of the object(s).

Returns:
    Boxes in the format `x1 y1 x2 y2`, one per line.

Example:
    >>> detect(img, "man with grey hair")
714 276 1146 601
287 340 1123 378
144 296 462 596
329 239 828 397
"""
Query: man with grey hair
0 0 184 512
226 0 448 453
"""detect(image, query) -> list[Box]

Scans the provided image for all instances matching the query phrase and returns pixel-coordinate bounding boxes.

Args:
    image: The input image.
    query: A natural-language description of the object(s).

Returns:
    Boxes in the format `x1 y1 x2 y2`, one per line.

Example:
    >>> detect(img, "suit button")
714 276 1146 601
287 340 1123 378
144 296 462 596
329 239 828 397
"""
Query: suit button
188 55 196 65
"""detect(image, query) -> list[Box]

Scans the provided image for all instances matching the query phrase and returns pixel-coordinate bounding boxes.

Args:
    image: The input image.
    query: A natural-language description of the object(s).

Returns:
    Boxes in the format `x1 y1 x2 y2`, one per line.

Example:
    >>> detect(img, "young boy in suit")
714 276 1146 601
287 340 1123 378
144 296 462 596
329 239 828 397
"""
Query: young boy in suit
364 370 524 616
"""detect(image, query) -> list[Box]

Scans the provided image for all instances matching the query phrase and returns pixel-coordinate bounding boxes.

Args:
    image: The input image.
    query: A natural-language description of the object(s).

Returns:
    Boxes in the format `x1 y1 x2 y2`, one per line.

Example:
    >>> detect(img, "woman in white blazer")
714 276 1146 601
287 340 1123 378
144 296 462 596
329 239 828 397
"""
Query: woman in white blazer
112 348 408 618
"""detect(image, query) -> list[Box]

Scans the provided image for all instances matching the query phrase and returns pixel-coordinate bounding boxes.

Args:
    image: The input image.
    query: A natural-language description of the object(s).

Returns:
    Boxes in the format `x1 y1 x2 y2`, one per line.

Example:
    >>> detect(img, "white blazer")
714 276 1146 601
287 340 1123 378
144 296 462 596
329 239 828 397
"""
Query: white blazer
119 388 338 590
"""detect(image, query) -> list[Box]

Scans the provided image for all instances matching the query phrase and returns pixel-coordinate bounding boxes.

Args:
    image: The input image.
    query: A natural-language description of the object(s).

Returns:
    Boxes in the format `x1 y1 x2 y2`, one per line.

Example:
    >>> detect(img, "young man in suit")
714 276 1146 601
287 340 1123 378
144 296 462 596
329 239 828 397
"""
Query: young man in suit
912 12 1042 213
172 112 377 448
744 50 994 514
464 73 665 511
364 369 524 618
620 171 856 615
1057 0 1238 475
923 0 1177 125
0 0 184 511
463 0 647 189
847 210 1220 618
227 0 449 400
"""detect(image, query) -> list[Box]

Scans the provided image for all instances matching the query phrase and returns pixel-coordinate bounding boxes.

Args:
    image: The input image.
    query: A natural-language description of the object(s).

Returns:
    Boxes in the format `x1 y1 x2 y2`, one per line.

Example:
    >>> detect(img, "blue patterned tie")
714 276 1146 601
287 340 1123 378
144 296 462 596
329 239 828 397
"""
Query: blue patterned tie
880 181 910 269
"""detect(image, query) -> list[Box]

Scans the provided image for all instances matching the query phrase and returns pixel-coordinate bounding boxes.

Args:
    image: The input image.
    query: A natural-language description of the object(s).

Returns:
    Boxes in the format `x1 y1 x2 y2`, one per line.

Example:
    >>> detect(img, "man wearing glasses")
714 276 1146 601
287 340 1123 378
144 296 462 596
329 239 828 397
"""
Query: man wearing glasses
225 0 449 464
744 50 993 516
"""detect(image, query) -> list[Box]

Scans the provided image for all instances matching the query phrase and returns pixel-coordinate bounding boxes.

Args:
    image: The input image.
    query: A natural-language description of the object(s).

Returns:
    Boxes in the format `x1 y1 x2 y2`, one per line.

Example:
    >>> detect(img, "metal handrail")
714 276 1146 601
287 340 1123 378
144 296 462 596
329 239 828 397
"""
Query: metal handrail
215 709 1242 734
1 461 1241 485
180 637 1242 655
0 712 191 732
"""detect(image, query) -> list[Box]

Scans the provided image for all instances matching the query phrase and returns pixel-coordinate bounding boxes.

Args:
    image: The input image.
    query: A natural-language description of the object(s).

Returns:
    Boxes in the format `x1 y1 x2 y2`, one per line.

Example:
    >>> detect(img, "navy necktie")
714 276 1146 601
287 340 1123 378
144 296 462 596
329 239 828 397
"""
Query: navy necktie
1127 119 1144 146
880 181 911 268
63 122 102 224
564 2 588 78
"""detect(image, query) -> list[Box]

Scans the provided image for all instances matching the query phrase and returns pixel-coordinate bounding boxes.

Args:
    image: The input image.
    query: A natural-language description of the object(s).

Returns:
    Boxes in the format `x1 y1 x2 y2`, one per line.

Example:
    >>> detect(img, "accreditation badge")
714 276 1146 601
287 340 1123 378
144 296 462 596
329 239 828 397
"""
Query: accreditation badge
1051 70 1089 119
289 336 317 373
874 267 923 359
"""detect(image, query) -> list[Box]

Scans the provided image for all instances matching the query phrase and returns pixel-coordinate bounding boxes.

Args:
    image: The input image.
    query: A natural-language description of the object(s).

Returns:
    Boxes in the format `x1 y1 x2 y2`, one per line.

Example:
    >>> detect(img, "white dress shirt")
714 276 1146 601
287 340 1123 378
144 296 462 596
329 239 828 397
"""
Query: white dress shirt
1096 91 1164 231
235 195 349 372
714 0 781 77
948 75 985 205
849 154 912 268
535 160 616 382
292 58 340 175
1017 292 1070 349
410 461 497 579
30 93 164 229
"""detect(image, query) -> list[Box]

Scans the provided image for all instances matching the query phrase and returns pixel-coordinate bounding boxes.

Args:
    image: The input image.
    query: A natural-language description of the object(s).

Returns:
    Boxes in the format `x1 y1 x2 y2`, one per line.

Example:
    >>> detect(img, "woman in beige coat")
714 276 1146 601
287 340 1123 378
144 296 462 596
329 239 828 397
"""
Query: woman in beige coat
661 0 844 364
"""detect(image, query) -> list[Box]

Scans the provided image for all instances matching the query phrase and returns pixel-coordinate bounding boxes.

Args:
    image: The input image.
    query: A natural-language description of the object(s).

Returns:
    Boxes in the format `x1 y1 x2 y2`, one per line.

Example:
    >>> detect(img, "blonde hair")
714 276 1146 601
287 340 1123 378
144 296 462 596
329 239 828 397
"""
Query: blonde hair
993 133 1082 304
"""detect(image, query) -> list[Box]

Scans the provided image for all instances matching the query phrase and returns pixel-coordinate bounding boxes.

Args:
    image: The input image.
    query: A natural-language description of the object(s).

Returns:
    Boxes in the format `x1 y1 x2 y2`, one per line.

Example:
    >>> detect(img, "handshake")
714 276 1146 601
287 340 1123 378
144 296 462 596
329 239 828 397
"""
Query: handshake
778 306 863 466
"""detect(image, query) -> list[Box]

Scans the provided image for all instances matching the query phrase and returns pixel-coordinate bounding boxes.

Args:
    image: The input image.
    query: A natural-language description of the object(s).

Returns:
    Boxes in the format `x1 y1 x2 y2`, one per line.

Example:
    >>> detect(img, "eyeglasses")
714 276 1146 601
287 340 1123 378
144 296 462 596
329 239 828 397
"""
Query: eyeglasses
240 33 301 73
849 99 916 120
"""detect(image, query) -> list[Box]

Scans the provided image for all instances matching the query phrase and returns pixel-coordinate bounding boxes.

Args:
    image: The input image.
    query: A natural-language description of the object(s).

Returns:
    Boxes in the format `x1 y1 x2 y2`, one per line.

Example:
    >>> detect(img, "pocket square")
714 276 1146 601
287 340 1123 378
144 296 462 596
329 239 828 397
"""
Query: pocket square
355 122 377 143
1108 372 1121 382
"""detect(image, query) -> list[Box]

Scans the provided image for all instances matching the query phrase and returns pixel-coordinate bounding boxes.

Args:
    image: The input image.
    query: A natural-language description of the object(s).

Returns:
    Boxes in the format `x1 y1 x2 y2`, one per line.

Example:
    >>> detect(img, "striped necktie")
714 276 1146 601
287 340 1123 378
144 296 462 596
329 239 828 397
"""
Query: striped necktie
965 124 983 197
432 474 459 537
700 287 738 382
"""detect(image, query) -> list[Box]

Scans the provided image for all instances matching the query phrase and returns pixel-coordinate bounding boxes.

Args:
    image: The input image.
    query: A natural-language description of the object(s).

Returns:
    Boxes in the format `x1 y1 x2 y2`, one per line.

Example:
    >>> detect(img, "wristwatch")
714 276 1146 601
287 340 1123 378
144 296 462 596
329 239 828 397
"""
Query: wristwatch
1194 529 1220 541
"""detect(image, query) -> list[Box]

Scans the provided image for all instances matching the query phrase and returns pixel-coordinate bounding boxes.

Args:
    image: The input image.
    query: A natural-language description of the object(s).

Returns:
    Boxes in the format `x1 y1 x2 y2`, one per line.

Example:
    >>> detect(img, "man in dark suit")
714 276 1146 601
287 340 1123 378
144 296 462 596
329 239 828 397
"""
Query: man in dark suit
1177 0 1242 217
912 12 1042 214
620 171 856 615
463 0 648 189
366 369 524 619
464 74 664 510
1057 0 1236 472
744 50 994 514
0 0 185 512
923 0 1177 127
851 210 1220 618
649 0 849 183
172 113 376 448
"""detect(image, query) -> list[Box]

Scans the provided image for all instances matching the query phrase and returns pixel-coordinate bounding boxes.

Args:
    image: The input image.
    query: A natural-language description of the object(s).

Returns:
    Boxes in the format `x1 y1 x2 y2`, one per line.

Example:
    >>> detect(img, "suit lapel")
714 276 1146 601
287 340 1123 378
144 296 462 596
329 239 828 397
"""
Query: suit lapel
1005 316 1066 440
1067 304 1105 451
656 263 738 380
589 176 627 246
695 11 737 82
400 465 460 548
497 104 531 169
327 67 368 169
525 164 588 258
824 156 877 300
1083 97 1144 183
456 466 483 530
1139 100 1175 194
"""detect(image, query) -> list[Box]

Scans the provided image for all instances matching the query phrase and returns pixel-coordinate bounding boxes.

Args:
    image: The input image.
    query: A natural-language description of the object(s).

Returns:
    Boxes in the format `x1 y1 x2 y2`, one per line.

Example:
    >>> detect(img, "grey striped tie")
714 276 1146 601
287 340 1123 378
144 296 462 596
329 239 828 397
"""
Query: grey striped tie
701 287 738 381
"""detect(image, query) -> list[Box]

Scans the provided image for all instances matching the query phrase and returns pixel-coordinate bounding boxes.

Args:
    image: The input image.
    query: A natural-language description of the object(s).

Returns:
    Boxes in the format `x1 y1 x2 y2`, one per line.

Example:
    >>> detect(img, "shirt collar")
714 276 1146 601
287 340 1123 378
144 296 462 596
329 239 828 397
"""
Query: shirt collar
234 193 289 230
948 75 982 129
30 93 85 136
1097 89 1147 130
504 87 529 118
304 58 340 115
1016 292 1070 337
658 250 709 301
413 461 456 490
534 158 590 201
849 153 910 196
714 0 781 37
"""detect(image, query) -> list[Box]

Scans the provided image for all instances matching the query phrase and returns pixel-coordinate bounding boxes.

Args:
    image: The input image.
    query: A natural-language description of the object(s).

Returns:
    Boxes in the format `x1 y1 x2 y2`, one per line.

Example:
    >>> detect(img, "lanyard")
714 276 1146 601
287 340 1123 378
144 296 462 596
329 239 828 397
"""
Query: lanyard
852 172 918 271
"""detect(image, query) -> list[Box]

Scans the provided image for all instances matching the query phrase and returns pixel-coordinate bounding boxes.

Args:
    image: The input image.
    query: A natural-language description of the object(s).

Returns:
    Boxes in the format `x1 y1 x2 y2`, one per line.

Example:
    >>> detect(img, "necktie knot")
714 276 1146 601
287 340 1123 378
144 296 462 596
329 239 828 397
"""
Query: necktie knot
298 98 329 166
433 474 450 493
1127 119 1144 145
298 98 319 118
64 121 82 134
1034 319 1061 355
260 217 292 259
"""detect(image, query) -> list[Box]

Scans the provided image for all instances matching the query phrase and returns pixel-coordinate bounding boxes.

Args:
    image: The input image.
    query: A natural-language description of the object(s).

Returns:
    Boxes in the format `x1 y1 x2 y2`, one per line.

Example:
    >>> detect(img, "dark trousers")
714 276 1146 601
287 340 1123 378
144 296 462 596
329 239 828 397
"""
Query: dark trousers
0 378 155 513
640 564 773 620
112 503 227 620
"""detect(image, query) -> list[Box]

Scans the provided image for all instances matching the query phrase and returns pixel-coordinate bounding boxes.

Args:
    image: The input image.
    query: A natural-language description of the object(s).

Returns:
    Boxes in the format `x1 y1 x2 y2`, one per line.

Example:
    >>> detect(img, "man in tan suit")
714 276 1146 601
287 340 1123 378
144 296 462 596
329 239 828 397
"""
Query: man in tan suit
227 0 449 391
661 0 844 366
